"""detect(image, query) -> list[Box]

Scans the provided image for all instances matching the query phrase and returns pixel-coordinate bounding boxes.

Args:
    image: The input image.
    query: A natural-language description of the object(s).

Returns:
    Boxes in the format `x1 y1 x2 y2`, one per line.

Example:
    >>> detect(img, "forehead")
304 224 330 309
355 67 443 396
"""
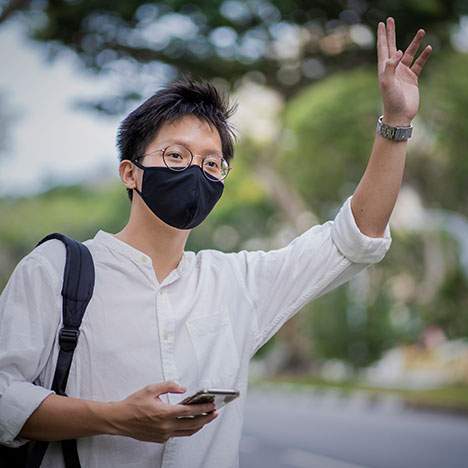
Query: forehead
149 114 223 152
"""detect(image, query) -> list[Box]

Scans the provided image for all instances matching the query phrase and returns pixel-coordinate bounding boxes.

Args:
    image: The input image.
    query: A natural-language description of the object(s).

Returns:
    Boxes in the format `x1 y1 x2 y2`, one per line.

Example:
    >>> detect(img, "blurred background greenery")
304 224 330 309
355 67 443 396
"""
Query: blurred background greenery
1 0 468 410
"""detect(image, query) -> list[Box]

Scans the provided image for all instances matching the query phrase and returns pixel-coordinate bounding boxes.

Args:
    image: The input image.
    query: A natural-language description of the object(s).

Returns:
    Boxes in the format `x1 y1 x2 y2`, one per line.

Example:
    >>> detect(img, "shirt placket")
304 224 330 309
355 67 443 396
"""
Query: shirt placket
157 288 179 468
157 289 179 392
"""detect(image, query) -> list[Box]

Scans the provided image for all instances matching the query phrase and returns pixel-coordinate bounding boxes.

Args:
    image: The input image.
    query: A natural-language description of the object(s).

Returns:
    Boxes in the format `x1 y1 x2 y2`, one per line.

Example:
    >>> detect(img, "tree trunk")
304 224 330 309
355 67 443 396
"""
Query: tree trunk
254 140 319 375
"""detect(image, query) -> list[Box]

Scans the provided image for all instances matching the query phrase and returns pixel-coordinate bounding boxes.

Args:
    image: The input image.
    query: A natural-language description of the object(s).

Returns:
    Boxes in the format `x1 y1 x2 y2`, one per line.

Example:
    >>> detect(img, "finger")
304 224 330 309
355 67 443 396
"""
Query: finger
401 29 425 67
145 381 186 397
169 402 216 418
411 45 433 76
377 21 389 75
174 411 218 430
386 17 397 56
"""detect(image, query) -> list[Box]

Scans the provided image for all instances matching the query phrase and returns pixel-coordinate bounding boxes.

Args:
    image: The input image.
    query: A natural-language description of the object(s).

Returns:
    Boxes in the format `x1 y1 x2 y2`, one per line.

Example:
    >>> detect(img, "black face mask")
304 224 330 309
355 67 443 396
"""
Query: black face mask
132 160 224 230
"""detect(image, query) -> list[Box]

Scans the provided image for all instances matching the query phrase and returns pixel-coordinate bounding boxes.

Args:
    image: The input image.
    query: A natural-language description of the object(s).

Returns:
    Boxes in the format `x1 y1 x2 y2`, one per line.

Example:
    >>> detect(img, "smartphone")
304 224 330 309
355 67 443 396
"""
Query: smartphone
176 388 240 418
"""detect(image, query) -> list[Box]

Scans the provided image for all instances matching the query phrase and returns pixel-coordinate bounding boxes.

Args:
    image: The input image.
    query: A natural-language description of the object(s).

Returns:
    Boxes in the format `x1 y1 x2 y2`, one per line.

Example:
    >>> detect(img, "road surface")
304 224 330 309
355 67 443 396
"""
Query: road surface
240 385 468 468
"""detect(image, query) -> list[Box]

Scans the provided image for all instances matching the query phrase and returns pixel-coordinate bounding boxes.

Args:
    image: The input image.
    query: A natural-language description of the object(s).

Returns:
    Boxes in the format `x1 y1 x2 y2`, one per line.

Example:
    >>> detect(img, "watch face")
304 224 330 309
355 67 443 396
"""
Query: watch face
383 126 395 138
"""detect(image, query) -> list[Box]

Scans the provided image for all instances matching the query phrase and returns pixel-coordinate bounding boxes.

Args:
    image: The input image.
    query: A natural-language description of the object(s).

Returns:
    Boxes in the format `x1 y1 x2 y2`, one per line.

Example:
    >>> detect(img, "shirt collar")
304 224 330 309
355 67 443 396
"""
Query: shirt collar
93 229 194 280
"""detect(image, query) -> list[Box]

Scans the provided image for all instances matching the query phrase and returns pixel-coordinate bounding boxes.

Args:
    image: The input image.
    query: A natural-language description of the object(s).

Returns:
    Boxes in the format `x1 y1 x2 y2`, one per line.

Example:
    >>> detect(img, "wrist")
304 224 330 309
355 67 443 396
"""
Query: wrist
90 400 124 436
382 114 413 127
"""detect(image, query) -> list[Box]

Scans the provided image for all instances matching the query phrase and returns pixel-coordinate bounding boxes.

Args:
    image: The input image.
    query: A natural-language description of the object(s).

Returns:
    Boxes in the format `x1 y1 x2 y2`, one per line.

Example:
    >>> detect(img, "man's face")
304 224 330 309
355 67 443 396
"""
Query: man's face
121 113 225 229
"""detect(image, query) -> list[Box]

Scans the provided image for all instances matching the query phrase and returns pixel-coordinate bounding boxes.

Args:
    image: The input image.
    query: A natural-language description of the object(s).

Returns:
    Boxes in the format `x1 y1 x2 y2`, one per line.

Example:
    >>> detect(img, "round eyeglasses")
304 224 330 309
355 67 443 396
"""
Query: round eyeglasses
135 144 231 182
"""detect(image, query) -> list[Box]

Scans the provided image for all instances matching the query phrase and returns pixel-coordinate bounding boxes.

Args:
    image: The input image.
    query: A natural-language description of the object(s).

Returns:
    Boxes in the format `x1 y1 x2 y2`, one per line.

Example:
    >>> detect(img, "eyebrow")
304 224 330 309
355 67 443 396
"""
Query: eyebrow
162 139 223 156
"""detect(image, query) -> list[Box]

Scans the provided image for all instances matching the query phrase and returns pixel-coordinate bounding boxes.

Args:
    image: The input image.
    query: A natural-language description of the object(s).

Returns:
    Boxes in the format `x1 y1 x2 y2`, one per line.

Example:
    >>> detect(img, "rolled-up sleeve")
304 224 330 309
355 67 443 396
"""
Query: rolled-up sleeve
331 195 392 264
0 254 60 447
230 194 392 356
0 383 54 447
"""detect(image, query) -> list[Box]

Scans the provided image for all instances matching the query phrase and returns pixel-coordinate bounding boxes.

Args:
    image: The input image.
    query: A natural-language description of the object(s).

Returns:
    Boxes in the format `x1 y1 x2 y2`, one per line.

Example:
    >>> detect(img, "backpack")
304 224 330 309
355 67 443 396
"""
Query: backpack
0 233 95 468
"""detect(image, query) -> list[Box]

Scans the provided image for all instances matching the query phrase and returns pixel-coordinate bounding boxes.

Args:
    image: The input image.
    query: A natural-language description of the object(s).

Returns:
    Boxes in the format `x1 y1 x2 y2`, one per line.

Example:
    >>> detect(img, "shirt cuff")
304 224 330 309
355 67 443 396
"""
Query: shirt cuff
331 195 392 264
0 381 55 447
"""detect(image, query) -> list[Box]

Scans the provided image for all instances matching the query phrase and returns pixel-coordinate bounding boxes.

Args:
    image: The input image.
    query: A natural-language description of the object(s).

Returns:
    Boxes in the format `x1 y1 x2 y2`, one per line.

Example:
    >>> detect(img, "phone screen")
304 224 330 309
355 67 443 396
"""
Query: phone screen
176 388 239 417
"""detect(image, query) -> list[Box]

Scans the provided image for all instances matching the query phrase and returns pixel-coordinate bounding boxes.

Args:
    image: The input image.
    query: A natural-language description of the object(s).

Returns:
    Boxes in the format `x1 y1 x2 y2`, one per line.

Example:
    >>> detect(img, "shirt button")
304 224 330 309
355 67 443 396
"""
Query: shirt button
141 255 149 264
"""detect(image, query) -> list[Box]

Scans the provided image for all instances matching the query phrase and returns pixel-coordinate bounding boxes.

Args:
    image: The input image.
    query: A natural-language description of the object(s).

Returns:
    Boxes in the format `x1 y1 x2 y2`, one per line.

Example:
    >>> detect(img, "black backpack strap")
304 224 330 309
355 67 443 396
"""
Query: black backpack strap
26 233 95 468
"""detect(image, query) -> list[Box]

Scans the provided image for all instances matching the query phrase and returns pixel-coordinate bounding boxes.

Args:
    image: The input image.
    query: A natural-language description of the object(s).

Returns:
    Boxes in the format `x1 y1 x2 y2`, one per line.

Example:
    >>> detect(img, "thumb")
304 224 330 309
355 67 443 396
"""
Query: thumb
384 50 403 74
146 381 186 397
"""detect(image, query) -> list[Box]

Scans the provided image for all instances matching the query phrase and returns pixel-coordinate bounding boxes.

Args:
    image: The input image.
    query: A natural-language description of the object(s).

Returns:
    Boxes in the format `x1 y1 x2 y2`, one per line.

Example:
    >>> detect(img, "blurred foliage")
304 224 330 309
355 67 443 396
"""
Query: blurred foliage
280 67 380 218
305 280 397 369
253 377 468 412
414 52 468 216
422 260 468 337
2 0 466 111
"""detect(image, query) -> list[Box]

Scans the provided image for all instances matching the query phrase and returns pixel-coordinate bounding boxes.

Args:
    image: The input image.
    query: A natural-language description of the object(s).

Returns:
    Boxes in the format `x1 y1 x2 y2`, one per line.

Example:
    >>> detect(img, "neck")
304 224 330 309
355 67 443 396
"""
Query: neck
114 196 190 283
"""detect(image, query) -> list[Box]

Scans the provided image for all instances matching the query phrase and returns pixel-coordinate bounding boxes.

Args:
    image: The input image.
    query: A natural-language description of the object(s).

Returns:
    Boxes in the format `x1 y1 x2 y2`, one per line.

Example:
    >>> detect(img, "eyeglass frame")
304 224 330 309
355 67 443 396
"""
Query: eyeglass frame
134 143 232 182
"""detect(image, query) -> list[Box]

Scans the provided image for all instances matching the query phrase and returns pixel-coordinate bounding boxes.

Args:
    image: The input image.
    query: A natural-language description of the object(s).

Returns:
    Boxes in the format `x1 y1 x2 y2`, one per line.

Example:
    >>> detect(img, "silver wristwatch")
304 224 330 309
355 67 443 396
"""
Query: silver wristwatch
376 115 413 141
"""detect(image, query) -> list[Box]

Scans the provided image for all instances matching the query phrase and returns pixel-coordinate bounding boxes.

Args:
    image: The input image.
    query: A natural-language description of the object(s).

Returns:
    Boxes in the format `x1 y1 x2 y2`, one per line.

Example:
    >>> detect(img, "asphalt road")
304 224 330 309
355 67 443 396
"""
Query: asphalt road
240 385 468 468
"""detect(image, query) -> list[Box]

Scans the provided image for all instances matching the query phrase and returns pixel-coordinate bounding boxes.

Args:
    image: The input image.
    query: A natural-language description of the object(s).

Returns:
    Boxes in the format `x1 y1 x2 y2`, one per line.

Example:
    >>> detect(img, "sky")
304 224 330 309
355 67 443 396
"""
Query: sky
0 20 122 197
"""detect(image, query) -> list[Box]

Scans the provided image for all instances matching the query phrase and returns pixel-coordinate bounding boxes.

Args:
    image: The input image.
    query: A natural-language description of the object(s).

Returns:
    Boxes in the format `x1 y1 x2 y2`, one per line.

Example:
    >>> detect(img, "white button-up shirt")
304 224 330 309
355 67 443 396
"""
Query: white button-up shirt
0 195 392 468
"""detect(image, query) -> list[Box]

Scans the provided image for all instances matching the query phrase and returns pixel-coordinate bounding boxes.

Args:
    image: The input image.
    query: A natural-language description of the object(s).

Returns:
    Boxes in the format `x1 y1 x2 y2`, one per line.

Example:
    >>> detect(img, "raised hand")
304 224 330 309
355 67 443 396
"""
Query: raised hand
377 17 432 125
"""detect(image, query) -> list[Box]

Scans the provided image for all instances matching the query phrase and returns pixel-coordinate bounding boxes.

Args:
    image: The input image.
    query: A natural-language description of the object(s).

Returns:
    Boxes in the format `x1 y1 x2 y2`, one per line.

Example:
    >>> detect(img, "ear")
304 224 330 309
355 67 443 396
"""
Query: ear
119 160 139 191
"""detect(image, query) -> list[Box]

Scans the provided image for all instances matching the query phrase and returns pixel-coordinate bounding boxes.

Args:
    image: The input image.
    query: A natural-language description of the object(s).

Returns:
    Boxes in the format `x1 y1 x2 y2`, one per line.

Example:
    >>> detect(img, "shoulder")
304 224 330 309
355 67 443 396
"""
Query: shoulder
193 247 240 268
188 248 246 281
26 234 102 287
191 248 255 286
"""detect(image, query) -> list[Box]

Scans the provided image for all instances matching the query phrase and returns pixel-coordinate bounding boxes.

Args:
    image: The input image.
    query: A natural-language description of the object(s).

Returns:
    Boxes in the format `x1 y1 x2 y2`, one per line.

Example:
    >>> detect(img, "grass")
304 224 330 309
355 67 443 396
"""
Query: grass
250 374 468 414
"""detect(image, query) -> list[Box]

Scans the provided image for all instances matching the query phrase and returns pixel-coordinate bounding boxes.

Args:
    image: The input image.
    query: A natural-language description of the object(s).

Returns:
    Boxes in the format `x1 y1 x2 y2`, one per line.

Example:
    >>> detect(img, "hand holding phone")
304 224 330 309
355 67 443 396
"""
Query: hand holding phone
115 381 219 443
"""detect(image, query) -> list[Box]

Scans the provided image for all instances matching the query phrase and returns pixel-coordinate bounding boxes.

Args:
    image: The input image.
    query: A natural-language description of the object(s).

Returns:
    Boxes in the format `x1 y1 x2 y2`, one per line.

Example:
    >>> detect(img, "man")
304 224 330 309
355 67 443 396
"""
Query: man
0 17 431 468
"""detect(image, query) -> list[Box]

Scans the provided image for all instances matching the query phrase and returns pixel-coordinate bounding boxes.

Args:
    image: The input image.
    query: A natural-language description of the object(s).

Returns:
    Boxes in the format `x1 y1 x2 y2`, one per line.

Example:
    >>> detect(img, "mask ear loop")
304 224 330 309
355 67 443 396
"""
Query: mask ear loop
132 158 145 170
131 159 144 198
133 186 143 198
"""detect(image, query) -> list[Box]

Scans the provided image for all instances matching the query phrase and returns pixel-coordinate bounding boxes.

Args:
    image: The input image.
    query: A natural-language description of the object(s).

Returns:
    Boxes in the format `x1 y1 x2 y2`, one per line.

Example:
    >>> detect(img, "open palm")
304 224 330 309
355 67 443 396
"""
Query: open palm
377 17 432 124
